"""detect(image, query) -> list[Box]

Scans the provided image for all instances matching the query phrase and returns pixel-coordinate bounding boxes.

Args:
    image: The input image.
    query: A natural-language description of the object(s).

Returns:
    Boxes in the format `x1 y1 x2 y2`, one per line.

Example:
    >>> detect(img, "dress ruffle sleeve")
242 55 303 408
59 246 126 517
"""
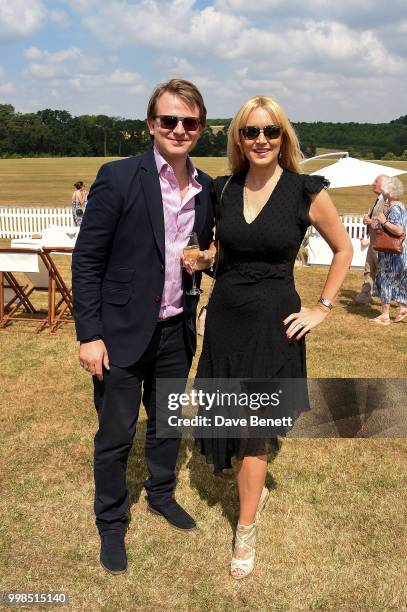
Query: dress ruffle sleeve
299 174 330 228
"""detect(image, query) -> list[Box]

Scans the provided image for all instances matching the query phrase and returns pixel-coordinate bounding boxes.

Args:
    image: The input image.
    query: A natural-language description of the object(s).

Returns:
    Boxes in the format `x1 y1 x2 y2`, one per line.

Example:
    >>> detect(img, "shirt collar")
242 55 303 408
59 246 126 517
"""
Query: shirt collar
153 145 198 181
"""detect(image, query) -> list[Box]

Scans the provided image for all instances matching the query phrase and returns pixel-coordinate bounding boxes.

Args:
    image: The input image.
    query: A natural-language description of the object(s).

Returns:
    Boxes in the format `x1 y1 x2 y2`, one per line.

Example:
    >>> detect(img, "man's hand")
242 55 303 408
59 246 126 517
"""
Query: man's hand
79 339 110 381
363 216 372 226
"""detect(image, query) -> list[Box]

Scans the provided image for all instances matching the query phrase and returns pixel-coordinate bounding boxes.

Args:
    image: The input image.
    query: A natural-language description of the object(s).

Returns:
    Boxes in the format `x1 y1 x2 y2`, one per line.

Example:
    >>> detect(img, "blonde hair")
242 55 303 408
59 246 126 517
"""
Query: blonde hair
227 96 303 175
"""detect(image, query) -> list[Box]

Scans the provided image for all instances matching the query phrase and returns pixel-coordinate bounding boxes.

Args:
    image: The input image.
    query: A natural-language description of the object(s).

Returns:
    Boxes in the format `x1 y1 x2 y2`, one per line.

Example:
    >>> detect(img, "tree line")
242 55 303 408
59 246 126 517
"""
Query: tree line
0 104 406 159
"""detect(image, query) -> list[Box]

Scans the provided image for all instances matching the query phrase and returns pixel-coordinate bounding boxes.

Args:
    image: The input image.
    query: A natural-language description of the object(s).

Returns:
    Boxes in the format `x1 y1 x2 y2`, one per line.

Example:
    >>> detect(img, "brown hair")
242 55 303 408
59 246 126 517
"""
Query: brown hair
146 79 207 127
227 95 303 175
74 181 84 190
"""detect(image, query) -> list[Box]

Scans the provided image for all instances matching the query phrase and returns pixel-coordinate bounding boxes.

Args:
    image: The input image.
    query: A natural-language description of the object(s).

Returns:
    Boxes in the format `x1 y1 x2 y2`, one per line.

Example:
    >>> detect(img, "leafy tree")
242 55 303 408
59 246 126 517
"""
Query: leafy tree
1 106 407 158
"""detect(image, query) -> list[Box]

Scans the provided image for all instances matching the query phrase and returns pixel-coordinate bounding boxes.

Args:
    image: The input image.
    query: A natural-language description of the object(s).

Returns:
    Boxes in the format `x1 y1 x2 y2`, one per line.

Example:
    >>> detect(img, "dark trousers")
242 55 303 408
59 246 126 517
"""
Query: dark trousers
93 316 191 534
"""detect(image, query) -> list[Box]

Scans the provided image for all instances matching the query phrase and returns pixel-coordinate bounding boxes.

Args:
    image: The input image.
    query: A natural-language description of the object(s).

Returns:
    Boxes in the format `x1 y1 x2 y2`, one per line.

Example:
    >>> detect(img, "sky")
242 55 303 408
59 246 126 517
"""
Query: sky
0 0 406 122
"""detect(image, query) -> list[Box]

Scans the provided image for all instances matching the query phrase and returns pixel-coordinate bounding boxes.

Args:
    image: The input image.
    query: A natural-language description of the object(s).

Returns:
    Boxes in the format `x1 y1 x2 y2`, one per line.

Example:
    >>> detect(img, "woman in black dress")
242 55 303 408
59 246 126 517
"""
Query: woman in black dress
192 96 353 579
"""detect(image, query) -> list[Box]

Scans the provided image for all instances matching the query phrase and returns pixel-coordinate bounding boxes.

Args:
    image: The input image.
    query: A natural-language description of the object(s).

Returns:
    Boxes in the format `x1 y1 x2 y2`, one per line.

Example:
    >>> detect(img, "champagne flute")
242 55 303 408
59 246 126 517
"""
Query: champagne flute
183 232 202 296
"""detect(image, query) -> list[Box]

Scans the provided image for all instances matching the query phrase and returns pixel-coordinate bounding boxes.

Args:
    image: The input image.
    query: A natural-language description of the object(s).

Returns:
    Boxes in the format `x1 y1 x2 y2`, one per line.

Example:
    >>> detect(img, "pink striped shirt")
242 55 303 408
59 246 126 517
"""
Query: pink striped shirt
154 146 202 320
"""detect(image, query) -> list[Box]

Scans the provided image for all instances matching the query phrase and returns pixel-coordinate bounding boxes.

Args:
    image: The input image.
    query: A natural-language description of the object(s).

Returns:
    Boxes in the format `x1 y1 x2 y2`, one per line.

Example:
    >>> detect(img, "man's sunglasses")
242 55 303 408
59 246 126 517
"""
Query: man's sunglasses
153 115 200 131
239 125 281 140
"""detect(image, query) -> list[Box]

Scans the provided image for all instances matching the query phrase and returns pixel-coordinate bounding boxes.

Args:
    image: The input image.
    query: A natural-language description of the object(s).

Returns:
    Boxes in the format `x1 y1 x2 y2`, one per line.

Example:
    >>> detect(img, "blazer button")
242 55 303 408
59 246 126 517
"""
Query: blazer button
160 264 164 272
154 294 161 303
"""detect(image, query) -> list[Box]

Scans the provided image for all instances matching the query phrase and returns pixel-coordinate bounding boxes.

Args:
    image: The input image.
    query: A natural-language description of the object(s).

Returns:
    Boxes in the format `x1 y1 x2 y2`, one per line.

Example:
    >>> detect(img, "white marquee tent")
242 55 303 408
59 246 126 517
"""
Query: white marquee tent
310 155 406 189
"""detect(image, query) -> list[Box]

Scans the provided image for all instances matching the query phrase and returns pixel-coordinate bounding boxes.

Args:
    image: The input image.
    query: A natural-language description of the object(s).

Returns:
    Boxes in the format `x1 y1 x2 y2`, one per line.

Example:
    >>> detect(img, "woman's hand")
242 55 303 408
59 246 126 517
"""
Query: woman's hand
377 212 387 224
283 305 330 340
181 247 216 274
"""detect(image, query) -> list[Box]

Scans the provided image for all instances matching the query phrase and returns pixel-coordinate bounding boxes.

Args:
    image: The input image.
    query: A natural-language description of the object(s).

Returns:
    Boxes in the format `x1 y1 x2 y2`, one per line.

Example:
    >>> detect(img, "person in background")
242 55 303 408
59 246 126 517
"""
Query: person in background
72 181 88 226
371 176 407 324
353 174 389 304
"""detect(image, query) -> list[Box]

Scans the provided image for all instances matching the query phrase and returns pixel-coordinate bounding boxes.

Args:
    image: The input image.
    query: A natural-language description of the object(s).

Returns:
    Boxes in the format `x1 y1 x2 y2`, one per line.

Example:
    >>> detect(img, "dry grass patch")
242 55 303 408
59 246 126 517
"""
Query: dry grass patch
0 262 406 610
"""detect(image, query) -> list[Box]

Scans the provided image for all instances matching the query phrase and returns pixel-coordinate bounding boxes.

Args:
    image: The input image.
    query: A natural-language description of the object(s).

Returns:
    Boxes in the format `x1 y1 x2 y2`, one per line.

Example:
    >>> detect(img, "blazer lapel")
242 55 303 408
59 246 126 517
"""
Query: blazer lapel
193 173 206 241
140 149 165 262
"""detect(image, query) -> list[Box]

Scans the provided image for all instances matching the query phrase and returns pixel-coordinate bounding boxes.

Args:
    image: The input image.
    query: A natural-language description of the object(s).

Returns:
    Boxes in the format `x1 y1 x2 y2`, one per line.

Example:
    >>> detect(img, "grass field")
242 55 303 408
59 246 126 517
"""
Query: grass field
0 157 406 610
1 157 407 215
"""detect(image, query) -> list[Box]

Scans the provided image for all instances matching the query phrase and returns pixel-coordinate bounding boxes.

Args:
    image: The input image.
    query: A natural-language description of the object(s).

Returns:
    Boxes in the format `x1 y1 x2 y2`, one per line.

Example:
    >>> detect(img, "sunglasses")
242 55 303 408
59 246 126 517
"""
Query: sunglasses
153 115 200 131
239 125 281 140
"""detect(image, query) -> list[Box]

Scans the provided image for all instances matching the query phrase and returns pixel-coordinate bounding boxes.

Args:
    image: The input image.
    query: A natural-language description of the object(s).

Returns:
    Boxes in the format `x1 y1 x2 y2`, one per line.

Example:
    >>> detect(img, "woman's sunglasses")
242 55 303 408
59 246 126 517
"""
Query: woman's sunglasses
153 115 200 131
239 125 281 140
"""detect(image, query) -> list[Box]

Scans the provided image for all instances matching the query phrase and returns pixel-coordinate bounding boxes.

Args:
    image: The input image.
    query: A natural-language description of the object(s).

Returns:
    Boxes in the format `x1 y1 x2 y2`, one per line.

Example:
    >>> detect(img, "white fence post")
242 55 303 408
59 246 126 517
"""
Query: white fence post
0 207 73 239
306 214 368 267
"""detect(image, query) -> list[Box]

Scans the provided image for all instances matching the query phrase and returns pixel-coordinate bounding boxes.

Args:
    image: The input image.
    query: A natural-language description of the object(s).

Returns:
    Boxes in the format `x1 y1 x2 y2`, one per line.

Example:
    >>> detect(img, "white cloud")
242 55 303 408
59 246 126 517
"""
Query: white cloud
161 56 194 74
22 45 145 99
218 20 406 76
68 1 406 79
69 69 144 92
81 0 246 56
215 0 407 28
23 46 109 80
0 65 14 94
0 0 46 41
2 0 406 122
48 9 70 28
24 46 82 63
0 82 14 94
24 46 84 79
66 0 100 13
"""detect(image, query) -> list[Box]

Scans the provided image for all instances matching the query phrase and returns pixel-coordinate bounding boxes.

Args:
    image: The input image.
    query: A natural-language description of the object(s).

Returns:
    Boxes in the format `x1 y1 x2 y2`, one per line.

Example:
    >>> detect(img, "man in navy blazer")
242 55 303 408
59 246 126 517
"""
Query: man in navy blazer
72 79 214 574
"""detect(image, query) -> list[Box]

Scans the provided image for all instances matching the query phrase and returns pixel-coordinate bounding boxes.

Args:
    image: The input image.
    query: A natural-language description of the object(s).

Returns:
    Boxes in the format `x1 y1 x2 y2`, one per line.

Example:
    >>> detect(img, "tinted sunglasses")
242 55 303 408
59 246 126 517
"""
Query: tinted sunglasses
153 115 200 131
240 125 281 140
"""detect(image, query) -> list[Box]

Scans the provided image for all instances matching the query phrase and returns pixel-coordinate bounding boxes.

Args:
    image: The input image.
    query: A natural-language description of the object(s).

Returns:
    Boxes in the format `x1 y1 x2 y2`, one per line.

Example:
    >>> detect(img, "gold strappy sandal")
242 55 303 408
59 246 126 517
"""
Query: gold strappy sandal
230 521 257 579
230 487 269 579
255 486 269 523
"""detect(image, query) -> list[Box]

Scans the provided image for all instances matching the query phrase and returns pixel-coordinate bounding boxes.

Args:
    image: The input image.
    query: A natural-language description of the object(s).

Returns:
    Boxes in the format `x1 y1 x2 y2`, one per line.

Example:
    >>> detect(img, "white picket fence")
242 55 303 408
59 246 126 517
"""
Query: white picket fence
1 207 369 268
0 207 73 239
307 214 368 267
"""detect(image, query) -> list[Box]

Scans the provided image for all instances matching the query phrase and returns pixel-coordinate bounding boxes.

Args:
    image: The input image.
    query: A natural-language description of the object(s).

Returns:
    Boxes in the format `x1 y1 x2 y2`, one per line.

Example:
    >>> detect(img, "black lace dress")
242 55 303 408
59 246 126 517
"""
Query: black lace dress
195 170 329 473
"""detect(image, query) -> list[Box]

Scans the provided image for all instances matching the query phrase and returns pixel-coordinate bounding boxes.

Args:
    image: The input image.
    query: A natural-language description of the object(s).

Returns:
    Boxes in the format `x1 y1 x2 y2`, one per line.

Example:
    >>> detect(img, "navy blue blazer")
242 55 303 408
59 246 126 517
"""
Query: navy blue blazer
72 148 214 367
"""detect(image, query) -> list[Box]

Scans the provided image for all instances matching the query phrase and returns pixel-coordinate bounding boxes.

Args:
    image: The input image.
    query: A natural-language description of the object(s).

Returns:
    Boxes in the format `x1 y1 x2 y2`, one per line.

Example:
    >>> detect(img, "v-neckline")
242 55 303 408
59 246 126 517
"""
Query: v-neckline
241 169 285 226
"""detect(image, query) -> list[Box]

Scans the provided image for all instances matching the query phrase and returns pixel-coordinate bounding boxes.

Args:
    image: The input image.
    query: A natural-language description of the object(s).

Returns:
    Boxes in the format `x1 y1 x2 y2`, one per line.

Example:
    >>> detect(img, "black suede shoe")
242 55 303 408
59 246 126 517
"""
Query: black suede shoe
147 499 196 531
100 531 127 574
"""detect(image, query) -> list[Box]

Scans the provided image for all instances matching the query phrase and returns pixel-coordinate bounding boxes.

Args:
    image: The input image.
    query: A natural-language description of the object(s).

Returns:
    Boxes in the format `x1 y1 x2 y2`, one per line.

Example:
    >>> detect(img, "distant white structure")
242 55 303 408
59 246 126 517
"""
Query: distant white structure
307 215 368 267
309 154 406 189
0 207 73 239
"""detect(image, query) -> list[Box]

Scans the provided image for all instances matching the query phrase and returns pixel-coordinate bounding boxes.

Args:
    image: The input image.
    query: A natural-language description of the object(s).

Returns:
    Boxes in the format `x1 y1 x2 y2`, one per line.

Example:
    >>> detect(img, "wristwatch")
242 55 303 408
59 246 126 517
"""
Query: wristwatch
317 297 333 310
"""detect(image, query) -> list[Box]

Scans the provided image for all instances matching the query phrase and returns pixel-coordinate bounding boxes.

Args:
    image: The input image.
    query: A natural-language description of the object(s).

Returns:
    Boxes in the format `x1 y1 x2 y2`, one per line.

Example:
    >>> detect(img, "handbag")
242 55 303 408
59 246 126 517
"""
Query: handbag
371 223 405 254
197 176 232 337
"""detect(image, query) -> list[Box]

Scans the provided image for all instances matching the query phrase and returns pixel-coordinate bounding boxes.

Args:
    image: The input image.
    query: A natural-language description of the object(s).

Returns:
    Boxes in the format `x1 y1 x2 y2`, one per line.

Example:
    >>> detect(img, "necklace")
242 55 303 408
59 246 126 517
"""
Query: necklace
243 165 283 224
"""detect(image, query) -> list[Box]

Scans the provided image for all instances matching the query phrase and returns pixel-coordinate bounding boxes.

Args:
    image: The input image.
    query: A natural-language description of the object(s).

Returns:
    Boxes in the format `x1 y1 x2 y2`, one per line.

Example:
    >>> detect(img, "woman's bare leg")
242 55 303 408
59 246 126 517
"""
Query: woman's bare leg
236 455 268 524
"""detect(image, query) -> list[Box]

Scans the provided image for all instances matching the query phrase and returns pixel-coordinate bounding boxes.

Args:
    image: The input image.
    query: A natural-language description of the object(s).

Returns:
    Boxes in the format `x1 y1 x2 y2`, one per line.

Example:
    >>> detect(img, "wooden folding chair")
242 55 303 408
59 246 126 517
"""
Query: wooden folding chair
0 248 49 332
41 247 74 333
1 271 36 317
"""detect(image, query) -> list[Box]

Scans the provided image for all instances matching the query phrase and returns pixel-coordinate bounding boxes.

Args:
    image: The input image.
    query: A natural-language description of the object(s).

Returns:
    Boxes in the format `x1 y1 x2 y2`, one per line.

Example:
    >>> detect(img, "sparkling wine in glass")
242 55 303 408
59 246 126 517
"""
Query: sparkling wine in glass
184 232 202 296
